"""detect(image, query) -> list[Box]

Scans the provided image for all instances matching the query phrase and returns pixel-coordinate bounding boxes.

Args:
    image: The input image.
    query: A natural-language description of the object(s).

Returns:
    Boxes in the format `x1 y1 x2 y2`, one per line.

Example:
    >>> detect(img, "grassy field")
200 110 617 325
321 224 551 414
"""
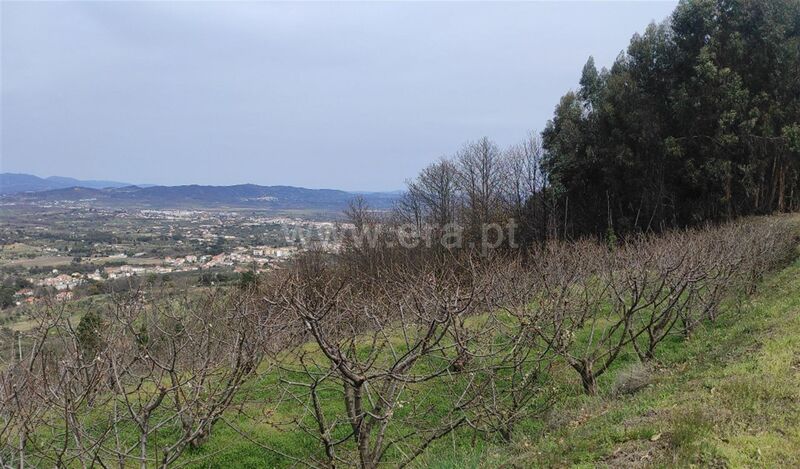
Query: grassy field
167 250 800 468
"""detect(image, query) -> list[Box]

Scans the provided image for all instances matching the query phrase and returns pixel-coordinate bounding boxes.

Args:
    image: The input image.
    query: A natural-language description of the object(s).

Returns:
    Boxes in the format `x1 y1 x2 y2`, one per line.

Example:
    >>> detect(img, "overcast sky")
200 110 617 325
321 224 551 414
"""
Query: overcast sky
1 1 677 191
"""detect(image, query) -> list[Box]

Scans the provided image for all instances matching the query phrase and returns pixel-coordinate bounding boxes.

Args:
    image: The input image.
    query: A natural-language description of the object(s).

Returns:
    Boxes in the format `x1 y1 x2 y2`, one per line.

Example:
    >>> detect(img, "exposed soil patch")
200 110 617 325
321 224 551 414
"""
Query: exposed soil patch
603 439 669 468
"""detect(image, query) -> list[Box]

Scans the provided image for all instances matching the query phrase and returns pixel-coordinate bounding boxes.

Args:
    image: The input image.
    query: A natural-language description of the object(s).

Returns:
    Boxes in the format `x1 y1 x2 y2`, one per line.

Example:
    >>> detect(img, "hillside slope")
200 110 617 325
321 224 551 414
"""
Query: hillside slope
172 220 800 468
425 251 800 467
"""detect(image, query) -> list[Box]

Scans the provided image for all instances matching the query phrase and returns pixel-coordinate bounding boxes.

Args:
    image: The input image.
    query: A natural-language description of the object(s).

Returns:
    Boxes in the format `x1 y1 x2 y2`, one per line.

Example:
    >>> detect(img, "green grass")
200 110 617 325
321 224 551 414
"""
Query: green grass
174 253 800 468
417 255 800 468
13 236 800 468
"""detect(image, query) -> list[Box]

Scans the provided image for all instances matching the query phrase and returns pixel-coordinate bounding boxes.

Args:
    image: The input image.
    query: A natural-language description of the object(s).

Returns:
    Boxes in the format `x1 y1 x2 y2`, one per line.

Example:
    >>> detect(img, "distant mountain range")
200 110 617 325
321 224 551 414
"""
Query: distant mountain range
0 173 400 211
0 173 136 193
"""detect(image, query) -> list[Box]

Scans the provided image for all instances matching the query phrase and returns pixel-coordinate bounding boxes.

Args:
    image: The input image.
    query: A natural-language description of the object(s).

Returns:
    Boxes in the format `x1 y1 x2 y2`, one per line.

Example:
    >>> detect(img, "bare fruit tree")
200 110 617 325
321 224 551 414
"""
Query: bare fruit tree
1 286 265 468
265 251 500 468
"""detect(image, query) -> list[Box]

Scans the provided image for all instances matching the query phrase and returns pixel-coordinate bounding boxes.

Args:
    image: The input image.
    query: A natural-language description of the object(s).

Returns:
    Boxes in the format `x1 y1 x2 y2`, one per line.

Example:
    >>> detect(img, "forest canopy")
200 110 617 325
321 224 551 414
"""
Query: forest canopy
541 0 800 236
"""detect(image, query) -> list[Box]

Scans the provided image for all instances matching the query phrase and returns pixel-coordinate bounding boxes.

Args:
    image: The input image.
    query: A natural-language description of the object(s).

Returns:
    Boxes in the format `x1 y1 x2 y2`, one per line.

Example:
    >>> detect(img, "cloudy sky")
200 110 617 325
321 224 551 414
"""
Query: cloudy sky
1 1 677 191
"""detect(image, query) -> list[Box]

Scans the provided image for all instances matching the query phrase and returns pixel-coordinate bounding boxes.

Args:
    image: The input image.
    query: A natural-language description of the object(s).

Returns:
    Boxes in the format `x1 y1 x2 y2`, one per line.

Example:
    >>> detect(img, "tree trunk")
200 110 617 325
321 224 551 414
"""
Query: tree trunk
778 163 786 212
580 371 598 396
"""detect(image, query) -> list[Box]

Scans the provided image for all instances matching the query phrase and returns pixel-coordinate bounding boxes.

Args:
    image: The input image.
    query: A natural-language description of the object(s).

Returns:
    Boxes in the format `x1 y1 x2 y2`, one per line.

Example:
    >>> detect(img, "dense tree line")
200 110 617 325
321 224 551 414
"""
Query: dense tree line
542 0 800 237
397 0 800 243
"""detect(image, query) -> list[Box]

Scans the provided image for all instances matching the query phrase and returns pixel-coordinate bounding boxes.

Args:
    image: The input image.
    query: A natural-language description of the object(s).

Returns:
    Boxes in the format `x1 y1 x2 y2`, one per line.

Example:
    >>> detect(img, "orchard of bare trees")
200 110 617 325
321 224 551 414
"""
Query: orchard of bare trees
2 215 797 467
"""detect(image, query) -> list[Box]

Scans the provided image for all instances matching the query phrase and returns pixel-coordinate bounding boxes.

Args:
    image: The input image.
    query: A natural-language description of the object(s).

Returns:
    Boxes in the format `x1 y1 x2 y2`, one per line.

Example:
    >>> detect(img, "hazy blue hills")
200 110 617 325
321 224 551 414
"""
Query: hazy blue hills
0 174 399 211
0 173 133 194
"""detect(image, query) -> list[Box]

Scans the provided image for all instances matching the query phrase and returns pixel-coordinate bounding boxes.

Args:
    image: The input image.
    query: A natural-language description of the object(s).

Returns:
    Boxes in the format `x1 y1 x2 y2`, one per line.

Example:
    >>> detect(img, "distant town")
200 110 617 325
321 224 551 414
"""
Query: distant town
0 203 343 310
